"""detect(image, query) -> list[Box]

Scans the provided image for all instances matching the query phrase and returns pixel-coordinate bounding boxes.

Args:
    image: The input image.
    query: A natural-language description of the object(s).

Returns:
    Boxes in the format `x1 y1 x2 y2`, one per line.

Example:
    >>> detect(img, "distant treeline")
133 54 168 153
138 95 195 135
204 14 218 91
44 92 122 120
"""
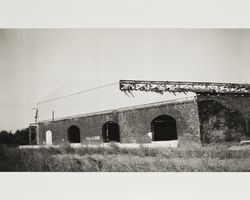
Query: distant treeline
0 128 36 146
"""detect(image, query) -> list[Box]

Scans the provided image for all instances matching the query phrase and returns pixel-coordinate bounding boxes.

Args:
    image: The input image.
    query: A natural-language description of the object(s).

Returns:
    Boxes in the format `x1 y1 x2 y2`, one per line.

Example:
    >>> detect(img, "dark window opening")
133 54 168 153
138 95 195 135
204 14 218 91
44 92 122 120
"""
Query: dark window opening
67 125 80 143
151 115 177 141
102 121 120 143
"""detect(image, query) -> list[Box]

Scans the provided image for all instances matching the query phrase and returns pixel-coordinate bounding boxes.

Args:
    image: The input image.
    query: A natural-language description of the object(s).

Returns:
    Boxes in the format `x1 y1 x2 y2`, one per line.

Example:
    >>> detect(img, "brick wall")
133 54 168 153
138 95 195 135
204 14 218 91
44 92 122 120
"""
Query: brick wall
38 99 201 146
197 94 250 143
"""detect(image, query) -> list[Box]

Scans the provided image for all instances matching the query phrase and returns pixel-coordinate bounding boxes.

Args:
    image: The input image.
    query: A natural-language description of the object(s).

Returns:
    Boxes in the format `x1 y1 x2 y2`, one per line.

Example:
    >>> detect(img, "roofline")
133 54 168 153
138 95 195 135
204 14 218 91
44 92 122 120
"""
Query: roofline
38 96 196 124
120 80 250 94
120 79 250 86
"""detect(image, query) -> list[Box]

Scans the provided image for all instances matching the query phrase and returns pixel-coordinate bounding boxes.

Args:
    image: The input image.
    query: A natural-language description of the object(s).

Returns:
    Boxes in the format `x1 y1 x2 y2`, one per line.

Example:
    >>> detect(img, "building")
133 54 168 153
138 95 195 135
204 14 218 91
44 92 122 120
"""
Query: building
37 80 250 147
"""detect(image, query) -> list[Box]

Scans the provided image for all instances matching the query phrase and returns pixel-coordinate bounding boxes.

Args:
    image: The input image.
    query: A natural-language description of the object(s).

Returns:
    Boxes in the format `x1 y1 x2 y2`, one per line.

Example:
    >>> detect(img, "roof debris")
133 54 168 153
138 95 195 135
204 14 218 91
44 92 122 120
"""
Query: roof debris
120 80 250 95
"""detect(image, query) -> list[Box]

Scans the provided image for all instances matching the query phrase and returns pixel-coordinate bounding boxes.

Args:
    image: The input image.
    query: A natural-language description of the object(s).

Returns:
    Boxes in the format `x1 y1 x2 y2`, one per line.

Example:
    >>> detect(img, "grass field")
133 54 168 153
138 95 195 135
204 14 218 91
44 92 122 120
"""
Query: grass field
0 144 250 172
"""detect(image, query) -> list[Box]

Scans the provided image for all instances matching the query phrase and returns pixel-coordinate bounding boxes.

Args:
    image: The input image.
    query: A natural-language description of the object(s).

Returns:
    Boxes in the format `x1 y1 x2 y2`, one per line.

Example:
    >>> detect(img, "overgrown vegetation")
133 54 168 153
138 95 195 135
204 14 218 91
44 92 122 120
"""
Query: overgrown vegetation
0 128 35 146
0 144 250 172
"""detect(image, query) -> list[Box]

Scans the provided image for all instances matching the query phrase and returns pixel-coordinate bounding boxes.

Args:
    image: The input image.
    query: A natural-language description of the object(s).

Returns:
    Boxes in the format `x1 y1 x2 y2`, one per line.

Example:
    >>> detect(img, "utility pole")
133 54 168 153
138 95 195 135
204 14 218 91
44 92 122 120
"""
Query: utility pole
30 108 38 145
52 110 54 122
34 108 38 124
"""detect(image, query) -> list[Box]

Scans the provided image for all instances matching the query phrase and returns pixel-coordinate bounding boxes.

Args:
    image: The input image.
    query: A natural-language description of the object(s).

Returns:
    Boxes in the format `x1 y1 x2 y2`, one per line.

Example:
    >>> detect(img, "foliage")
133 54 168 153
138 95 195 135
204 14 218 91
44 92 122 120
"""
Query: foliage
0 144 250 172
0 128 30 146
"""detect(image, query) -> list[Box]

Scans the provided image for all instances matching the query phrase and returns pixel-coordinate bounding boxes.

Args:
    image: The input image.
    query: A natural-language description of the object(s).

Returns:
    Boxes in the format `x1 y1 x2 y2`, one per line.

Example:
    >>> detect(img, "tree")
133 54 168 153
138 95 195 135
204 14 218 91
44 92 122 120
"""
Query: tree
0 128 30 146
14 128 29 145
0 130 14 146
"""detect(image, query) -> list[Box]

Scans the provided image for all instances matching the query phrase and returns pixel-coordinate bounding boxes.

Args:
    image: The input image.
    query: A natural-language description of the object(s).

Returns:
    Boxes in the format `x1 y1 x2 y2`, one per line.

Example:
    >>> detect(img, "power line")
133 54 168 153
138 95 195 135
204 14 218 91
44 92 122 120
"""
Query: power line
0 103 34 108
38 82 118 105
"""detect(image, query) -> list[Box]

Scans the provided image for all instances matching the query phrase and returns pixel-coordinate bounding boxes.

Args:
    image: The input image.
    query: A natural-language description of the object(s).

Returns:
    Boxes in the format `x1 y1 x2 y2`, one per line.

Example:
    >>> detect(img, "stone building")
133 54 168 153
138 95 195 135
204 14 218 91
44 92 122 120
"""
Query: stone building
37 80 250 147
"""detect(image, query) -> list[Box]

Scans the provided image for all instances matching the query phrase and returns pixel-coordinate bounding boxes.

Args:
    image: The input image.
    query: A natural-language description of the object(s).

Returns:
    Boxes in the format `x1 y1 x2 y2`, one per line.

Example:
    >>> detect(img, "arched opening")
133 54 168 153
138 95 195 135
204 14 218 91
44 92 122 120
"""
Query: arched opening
67 125 80 143
151 115 177 141
102 121 120 143
45 130 52 145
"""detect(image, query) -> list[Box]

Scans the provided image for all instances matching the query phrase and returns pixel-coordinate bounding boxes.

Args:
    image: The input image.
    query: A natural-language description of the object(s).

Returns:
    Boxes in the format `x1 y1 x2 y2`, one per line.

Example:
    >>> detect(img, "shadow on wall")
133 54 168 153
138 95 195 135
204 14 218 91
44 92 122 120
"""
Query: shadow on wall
198 100 247 143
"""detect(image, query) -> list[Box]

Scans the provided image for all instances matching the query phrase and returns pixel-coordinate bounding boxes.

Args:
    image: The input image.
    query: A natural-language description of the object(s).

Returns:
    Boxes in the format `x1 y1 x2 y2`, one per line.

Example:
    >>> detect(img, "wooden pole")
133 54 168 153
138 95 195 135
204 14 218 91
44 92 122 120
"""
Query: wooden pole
52 111 54 122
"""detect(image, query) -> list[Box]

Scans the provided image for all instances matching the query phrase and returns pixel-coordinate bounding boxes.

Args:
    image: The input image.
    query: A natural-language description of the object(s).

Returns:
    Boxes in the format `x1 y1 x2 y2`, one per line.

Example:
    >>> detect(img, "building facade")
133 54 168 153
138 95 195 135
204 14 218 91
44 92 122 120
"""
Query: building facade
37 93 250 147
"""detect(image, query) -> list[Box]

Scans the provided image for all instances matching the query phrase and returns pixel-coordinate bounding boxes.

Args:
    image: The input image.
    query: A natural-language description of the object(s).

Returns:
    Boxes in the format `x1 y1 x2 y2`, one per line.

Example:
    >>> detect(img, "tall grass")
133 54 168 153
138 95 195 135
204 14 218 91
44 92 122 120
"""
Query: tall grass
0 145 23 171
0 144 250 172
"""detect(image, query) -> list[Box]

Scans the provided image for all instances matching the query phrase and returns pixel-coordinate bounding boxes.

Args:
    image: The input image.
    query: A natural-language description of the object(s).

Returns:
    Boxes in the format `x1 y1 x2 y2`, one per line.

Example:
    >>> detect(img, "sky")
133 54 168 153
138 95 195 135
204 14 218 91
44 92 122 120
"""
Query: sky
0 29 250 131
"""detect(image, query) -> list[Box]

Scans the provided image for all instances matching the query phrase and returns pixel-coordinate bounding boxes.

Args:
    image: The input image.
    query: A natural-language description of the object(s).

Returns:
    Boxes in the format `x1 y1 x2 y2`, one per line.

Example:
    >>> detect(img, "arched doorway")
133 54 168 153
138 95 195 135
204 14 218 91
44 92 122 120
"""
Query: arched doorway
151 115 177 141
45 130 52 145
102 121 120 142
67 125 80 143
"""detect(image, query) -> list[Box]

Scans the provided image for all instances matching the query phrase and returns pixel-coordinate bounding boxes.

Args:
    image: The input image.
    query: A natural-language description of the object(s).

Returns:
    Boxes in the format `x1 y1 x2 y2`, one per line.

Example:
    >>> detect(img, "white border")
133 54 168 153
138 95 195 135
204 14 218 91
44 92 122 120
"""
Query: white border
0 0 250 28
0 173 250 200
1 0 250 200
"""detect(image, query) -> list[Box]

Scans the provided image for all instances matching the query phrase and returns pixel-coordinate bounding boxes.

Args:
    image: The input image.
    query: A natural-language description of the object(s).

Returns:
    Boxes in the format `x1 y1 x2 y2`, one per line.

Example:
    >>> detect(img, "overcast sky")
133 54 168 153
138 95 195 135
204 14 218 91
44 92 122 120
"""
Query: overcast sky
0 29 250 131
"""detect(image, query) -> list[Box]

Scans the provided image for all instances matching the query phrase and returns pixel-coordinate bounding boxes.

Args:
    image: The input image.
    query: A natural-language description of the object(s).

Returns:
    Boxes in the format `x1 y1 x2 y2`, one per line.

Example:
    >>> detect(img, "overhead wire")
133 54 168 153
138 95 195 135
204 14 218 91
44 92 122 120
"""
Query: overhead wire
0 82 118 113
37 81 118 105
0 103 34 108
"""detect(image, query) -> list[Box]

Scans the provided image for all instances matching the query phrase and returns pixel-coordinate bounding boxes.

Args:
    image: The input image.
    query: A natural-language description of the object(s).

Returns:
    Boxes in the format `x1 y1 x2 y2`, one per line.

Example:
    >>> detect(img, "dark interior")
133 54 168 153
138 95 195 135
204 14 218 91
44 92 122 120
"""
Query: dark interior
151 115 177 141
67 125 80 143
102 121 120 142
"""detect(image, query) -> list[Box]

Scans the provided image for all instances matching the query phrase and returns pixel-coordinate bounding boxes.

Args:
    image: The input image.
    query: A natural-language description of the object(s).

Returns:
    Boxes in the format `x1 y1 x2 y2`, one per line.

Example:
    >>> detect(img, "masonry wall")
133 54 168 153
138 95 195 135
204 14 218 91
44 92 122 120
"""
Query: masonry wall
197 94 250 143
38 99 201 146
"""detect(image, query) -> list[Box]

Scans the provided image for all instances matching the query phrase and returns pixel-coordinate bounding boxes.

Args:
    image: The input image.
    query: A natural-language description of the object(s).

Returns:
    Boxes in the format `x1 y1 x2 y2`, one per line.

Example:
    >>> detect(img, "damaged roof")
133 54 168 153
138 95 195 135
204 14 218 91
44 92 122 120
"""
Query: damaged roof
120 80 250 95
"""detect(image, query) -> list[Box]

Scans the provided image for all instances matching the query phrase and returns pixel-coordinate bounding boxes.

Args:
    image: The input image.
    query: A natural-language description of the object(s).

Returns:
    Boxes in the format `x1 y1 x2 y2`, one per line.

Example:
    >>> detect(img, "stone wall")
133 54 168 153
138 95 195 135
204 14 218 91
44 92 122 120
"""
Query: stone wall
38 98 201 146
197 94 250 143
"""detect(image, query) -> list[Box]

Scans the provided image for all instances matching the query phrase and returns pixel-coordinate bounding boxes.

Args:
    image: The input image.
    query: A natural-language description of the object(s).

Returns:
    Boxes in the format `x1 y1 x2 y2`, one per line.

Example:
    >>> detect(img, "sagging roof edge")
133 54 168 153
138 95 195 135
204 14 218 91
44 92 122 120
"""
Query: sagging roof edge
120 79 250 87
38 96 196 124
119 80 250 94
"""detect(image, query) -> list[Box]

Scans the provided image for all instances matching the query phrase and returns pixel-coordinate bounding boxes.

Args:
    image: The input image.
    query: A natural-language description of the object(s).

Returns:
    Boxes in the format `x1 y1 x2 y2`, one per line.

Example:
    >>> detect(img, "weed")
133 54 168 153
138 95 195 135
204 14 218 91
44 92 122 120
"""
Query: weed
1 144 250 172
